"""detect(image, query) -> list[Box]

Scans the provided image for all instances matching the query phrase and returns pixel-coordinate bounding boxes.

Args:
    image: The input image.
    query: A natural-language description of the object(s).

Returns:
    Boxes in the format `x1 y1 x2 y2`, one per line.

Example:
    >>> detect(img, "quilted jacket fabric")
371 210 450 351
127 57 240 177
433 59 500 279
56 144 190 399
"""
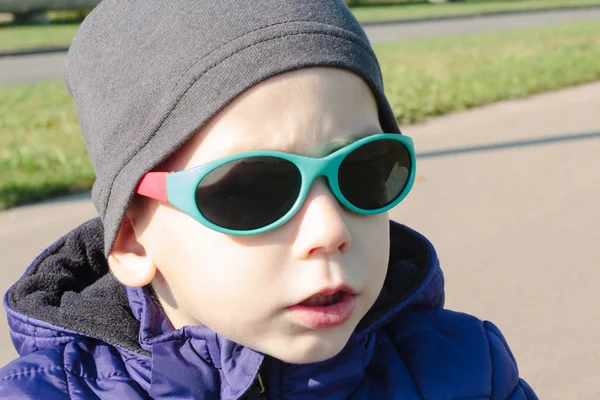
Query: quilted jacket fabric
0 218 538 399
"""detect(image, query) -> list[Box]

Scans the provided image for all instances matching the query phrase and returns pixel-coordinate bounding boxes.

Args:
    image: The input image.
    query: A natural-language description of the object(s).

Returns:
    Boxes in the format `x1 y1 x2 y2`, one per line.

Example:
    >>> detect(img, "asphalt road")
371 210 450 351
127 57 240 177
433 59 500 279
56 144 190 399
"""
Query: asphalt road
1 7 600 85
1 82 599 399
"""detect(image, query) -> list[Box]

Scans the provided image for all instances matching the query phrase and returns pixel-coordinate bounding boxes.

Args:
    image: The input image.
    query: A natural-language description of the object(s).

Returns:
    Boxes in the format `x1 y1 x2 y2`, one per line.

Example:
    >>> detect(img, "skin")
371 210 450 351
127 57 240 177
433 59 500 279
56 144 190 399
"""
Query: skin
108 67 390 364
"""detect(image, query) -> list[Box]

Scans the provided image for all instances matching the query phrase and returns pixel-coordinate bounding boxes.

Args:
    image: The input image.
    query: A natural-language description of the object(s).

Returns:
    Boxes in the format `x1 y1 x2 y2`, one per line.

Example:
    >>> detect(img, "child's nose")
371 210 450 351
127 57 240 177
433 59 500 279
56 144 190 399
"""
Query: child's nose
292 179 352 259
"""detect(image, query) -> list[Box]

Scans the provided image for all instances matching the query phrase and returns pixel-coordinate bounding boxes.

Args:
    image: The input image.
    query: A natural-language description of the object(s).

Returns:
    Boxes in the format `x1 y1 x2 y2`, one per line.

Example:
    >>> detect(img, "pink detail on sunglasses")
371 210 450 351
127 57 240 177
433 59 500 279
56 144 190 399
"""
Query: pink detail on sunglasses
136 172 169 203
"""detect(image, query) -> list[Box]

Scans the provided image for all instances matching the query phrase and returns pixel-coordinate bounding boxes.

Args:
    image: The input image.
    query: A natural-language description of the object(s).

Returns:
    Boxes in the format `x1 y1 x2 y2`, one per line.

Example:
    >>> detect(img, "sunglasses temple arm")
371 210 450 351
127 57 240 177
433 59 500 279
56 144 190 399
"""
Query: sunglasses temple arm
136 172 169 203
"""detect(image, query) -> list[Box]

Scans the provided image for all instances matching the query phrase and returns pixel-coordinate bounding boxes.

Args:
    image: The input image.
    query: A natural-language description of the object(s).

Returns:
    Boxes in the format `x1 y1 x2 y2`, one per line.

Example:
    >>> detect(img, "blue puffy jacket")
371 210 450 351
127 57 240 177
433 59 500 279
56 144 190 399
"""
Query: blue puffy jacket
0 218 538 399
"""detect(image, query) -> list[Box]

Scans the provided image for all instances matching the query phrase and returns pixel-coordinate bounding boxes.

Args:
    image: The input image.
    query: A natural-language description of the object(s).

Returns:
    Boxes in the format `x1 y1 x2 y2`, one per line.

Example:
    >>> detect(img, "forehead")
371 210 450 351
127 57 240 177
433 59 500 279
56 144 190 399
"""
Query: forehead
171 68 382 171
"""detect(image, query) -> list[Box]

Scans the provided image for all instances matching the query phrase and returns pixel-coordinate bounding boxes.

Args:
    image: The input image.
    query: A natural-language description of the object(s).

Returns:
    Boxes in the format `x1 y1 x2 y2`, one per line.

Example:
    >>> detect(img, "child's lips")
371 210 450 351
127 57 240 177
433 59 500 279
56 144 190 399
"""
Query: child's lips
285 284 359 330
290 284 358 307
285 292 356 330
286 292 356 329
298 291 344 307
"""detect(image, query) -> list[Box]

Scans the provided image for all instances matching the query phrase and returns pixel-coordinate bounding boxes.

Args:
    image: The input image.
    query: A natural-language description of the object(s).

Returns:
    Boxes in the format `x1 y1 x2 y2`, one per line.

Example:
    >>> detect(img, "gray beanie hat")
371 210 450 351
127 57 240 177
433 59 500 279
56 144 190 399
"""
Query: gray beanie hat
63 0 400 256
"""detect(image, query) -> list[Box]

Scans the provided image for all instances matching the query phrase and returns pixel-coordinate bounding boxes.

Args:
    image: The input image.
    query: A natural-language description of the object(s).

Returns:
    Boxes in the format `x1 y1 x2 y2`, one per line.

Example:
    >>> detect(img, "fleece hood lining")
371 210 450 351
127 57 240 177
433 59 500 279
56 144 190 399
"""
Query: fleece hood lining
7 218 432 355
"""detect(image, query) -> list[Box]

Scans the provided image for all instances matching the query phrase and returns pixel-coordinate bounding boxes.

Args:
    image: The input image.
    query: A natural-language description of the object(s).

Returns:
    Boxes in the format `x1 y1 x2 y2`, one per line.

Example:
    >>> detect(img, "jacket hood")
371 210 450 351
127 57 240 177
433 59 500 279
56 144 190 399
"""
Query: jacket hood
4 217 444 397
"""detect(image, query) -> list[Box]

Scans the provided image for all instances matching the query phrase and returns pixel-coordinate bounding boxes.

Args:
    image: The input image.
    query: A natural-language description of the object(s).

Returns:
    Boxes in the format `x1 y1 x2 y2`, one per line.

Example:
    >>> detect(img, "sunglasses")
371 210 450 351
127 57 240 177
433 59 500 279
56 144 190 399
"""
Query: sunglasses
136 133 416 235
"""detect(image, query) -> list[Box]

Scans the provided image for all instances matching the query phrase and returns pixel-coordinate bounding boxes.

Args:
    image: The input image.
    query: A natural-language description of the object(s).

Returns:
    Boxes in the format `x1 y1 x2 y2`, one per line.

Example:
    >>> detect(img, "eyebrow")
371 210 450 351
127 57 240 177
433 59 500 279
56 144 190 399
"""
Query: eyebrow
223 129 383 159
327 131 381 153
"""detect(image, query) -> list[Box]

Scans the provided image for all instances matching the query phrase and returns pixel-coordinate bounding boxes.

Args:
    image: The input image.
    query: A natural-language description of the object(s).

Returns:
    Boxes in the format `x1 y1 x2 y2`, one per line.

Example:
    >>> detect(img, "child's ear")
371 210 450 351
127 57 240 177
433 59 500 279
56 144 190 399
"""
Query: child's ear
108 215 157 287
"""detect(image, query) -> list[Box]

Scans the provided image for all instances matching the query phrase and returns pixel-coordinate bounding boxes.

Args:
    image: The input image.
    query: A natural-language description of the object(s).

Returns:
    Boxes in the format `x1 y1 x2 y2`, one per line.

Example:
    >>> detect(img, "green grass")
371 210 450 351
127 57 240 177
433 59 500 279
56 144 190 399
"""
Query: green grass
0 23 79 51
2 0 600 51
0 81 94 209
1 21 600 209
375 21 600 123
0 10 90 52
352 0 600 23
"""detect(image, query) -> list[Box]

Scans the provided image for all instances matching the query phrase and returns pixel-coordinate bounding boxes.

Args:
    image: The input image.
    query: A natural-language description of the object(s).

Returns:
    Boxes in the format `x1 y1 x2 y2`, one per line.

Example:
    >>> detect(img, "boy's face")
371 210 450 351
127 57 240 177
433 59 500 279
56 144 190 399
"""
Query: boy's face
119 68 390 364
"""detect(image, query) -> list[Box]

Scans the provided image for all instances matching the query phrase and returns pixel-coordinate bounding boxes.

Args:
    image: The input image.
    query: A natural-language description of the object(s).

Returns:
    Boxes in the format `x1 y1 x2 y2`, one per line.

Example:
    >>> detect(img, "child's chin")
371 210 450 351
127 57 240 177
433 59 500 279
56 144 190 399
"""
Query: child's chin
268 331 352 364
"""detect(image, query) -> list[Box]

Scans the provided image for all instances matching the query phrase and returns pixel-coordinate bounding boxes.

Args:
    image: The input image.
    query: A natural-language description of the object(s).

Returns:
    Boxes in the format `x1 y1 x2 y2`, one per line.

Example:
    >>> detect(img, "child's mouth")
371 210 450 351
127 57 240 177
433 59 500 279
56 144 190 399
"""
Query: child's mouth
298 291 345 307
287 291 356 329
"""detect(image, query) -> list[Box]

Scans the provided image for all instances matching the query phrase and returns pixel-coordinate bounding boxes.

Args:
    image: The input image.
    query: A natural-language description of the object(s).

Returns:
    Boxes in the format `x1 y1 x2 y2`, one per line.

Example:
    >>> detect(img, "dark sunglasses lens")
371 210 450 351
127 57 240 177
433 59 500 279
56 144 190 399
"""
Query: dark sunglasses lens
195 157 301 231
338 139 411 210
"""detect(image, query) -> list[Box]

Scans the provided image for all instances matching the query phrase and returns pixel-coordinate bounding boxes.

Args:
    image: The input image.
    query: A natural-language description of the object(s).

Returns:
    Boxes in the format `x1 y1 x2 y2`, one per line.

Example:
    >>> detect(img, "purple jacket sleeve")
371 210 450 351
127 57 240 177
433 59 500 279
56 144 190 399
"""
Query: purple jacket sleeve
509 379 539 399
0 347 69 399
484 321 539 400
384 308 539 399
0 341 150 400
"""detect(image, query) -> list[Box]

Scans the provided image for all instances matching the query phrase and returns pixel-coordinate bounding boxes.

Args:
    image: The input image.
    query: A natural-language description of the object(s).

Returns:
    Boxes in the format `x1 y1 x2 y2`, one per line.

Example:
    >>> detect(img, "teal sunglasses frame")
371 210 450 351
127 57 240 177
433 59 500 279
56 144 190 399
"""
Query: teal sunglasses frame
136 133 416 236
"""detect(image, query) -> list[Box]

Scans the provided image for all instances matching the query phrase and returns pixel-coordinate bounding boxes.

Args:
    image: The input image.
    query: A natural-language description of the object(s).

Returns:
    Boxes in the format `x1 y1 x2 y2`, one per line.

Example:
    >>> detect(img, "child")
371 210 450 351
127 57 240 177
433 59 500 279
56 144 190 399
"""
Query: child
0 1 538 399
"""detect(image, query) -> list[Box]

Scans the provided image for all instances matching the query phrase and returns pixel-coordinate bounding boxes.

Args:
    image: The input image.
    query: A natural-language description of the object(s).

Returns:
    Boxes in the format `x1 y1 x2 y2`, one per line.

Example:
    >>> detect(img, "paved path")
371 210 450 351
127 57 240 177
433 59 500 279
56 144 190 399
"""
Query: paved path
392 83 600 399
365 6 600 43
0 52 66 86
2 7 600 85
1 82 599 398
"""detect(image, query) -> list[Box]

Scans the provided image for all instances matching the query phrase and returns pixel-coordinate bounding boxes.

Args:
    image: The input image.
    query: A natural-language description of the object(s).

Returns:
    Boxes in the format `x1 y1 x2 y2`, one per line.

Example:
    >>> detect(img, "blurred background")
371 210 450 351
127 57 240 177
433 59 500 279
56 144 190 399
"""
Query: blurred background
1 1 599 398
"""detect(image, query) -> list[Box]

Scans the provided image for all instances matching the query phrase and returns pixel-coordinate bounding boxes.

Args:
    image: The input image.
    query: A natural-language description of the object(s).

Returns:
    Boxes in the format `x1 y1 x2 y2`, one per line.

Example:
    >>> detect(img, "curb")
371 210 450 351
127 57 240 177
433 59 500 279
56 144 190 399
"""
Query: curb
358 3 600 26
0 46 69 58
